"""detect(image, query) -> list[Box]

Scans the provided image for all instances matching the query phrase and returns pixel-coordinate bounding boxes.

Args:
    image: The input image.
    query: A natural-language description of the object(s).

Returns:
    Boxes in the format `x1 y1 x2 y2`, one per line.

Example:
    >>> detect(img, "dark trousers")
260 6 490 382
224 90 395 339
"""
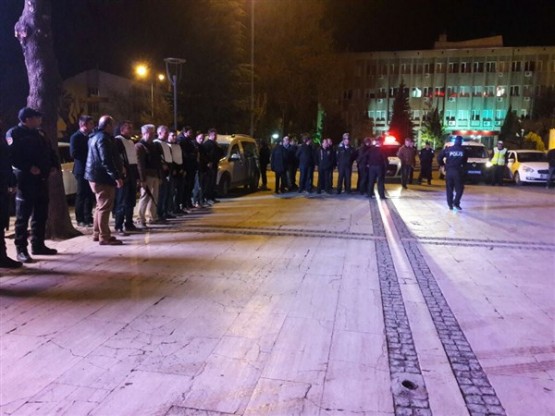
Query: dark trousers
299 165 314 192
445 170 464 208
260 163 268 187
115 169 137 230
203 168 217 200
317 168 333 192
401 164 414 187
357 164 368 194
172 172 184 212
337 166 352 193
368 165 385 197
492 165 505 185
14 176 49 251
273 170 287 192
418 163 433 183
157 176 170 218
287 165 298 189
74 174 94 223
183 169 196 209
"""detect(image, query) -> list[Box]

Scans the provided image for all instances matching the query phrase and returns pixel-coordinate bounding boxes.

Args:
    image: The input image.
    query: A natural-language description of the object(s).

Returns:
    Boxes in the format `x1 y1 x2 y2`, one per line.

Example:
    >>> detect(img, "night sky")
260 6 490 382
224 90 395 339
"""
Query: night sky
1 0 554 123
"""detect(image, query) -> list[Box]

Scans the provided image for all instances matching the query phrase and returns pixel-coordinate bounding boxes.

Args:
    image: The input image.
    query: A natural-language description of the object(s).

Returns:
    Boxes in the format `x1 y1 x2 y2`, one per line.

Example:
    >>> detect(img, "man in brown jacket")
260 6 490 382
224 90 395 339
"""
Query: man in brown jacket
397 138 418 189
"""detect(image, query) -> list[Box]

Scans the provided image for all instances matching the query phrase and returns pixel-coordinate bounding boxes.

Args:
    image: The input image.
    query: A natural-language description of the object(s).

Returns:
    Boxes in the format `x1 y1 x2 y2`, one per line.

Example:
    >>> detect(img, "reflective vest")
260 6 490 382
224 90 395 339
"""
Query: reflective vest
491 147 507 165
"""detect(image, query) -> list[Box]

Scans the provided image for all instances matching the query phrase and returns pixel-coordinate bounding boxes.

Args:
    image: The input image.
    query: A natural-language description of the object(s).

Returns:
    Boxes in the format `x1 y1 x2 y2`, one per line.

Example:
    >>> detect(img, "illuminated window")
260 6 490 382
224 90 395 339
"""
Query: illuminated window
447 86 458 96
412 87 422 98
483 109 493 120
496 86 506 97
520 109 528 118
484 86 495 97
445 110 454 120
368 111 375 120
434 86 445 96
457 110 469 120
459 86 469 97
413 110 420 120
473 86 483 96
495 109 504 120
423 87 432 97
471 110 480 121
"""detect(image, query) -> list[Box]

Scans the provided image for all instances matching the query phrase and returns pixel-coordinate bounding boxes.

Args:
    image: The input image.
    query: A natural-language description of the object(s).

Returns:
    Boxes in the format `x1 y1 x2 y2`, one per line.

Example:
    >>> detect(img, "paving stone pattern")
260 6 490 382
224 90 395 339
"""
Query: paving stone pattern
385 201 508 416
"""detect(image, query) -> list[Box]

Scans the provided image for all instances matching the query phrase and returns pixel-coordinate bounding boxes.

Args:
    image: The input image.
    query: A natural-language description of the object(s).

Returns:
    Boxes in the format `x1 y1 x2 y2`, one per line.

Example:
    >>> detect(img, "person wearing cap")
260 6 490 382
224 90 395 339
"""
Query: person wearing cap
490 140 508 186
6 107 60 263
418 141 435 185
336 132 357 194
437 135 468 211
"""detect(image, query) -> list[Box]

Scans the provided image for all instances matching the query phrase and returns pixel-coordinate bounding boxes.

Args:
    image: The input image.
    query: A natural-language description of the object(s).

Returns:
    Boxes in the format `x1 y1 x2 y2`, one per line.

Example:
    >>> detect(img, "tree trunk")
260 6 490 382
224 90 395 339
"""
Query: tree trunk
15 0 79 239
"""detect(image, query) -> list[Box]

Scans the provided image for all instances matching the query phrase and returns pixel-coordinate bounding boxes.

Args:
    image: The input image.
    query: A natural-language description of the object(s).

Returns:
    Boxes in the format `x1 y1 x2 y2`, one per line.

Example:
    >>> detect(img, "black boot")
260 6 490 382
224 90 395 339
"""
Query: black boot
0 255 23 269
31 245 58 255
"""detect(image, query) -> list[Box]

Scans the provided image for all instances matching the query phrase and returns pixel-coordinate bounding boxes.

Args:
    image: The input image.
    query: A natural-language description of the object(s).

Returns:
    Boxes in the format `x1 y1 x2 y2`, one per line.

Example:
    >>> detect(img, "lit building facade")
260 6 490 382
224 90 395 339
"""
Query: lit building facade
338 35 555 146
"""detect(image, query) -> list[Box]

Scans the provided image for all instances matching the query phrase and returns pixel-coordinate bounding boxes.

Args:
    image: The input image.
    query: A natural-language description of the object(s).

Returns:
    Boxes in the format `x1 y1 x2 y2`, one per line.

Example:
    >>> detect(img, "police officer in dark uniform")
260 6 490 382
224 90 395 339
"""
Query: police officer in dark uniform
1 122 22 268
336 133 357 194
366 137 388 199
437 135 468 211
7 107 59 263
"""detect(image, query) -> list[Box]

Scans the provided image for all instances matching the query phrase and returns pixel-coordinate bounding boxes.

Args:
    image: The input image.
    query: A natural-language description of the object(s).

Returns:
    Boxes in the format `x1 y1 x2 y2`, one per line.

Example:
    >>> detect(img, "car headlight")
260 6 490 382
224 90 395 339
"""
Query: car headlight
523 166 534 173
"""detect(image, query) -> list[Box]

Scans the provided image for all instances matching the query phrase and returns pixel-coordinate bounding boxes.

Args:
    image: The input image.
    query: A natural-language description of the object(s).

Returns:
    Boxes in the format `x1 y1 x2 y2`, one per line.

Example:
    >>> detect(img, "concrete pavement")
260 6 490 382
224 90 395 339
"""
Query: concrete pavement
1 178 554 415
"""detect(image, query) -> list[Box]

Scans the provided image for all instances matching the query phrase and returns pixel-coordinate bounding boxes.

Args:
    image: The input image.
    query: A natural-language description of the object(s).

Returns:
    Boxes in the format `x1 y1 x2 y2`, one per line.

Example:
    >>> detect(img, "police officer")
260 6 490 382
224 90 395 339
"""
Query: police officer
1 123 22 268
7 107 60 263
366 137 388 199
490 140 508 186
437 135 468 211
336 133 357 194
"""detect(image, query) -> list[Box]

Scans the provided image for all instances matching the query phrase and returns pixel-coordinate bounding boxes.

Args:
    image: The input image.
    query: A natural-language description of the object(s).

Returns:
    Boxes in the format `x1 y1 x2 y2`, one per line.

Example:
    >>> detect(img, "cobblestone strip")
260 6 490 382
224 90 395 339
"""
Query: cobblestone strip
370 202 432 416
180 225 379 241
387 201 507 416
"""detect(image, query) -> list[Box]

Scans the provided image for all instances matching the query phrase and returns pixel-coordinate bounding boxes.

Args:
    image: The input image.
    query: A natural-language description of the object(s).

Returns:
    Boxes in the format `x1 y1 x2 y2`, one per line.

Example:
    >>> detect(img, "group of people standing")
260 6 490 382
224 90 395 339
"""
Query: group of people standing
0 107 224 268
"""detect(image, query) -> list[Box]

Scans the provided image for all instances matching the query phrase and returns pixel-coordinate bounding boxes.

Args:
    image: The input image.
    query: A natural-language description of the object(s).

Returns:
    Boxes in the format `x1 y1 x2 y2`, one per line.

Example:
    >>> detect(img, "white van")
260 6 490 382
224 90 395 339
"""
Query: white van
216 134 260 196
439 140 491 183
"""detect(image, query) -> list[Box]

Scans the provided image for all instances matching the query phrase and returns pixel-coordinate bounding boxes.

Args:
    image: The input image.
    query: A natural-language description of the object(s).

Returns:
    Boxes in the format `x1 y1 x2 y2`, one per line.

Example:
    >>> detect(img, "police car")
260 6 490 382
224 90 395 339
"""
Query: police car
439 139 491 183
381 135 402 177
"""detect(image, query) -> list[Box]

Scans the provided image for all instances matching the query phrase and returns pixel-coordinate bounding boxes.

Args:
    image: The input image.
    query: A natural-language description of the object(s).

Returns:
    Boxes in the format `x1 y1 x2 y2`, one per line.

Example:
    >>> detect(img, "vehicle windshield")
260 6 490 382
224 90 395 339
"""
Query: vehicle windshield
517 152 546 163
218 143 229 154
464 146 488 158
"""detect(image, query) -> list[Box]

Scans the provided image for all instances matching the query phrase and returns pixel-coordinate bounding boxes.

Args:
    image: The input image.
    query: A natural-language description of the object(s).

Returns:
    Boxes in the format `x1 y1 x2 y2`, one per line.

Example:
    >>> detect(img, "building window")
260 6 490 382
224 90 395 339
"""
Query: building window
423 63 433 74
434 86 445 97
390 64 397 74
376 110 385 121
413 110 420 120
496 86 506 97
536 61 543 72
389 87 398 97
483 109 493 121
423 87 432 97
510 85 520 96
473 62 484 72
448 63 459 73
401 63 410 74
436 62 443 73
445 110 454 120
457 110 469 121
411 87 422 98
88 102 99 114
460 62 470 73
343 90 352 100
495 109 504 120
520 109 528 119
524 61 536 71
378 88 387 98
473 86 483 97
471 110 480 121
522 85 531 97
447 86 458 96
484 86 495 97
511 61 522 72
485 62 497 73
459 86 469 97
368 110 375 120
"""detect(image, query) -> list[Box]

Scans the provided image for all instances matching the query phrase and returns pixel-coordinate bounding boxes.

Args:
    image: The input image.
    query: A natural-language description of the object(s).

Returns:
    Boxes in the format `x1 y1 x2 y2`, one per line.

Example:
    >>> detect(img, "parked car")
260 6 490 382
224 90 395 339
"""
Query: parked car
216 134 260 196
58 142 77 196
381 135 402 178
505 149 549 185
439 140 491 183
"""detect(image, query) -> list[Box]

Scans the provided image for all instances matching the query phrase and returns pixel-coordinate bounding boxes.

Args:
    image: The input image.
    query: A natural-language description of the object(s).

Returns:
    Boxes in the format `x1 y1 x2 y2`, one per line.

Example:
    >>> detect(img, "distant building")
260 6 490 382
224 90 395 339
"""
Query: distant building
58 69 169 138
336 35 555 146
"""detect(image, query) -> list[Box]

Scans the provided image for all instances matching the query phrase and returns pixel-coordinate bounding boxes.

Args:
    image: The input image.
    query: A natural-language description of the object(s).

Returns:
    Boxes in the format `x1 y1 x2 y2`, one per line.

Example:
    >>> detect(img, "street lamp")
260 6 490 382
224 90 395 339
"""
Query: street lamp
164 57 186 131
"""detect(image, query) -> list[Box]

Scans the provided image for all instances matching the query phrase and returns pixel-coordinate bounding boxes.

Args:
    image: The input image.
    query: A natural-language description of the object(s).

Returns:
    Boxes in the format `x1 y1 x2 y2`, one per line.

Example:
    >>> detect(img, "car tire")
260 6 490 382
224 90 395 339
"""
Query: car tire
219 175 231 196
514 172 523 186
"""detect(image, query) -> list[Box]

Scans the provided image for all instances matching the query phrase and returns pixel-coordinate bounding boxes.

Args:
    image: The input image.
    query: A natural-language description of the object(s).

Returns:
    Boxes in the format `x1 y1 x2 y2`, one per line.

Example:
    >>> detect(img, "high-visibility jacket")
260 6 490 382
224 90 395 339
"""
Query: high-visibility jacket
491 147 507 166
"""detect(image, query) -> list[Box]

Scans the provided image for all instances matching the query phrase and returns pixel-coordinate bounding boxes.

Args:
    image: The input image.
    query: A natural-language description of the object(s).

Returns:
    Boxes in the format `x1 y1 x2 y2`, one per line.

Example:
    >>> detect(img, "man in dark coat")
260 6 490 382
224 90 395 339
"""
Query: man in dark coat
296 135 316 193
7 107 59 263
202 128 224 202
270 140 288 193
0 123 22 268
316 138 336 193
366 137 388 199
259 140 271 190
85 115 124 244
70 114 95 226
178 126 198 210
418 141 435 185
336 133 357 194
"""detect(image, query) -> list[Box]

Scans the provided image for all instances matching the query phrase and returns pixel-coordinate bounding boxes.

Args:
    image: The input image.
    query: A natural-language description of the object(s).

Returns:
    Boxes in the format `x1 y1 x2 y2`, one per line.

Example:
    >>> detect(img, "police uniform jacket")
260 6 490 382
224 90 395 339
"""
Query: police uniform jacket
437 145 468 172
1 136 16 229
70 130 90 176
336 145 357 169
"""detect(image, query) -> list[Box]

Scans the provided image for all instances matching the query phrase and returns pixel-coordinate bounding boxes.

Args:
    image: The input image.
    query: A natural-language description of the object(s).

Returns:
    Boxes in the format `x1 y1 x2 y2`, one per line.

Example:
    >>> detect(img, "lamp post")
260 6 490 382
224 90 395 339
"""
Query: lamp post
164 57 186 131
134 64 165 119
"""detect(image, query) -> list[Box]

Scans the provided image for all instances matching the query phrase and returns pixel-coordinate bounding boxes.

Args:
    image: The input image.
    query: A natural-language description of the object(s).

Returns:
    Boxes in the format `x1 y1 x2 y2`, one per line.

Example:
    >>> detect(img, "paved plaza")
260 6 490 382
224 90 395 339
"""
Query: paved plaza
1 180 554 416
